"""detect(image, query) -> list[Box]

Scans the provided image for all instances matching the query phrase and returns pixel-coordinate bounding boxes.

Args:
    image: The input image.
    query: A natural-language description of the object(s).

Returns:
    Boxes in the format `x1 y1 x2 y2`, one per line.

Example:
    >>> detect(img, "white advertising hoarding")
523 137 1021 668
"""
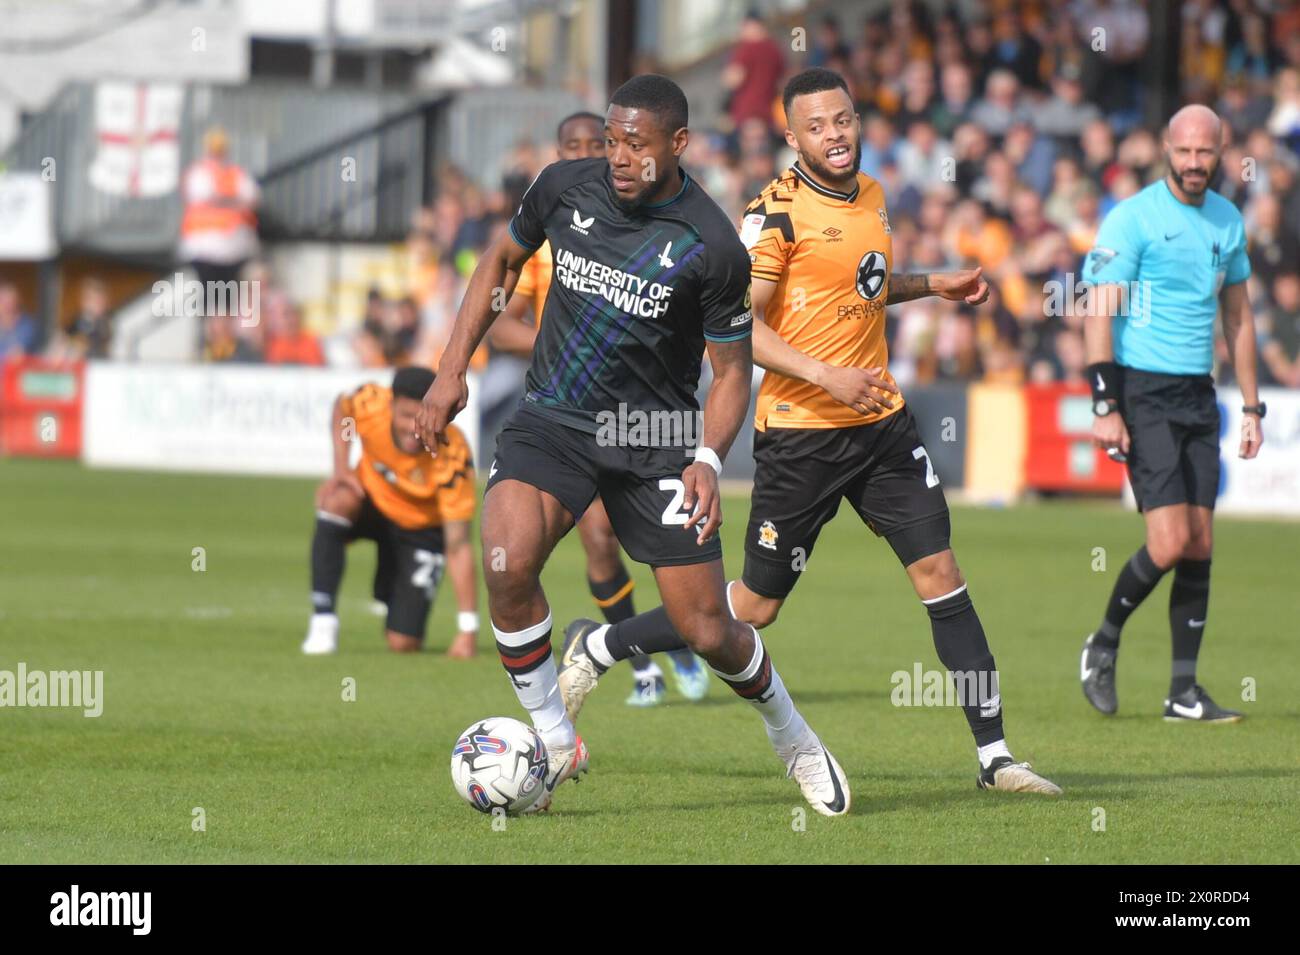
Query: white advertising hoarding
1216 387 1300 516
83 363 480 478
1121 386 1300 517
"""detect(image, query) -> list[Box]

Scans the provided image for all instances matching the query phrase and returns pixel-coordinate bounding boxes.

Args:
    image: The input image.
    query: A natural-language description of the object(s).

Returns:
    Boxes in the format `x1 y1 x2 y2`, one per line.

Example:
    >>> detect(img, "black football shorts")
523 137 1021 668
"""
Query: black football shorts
742 405 952 599
350 496 446 639
486 404 723 568
1119 368 1221 512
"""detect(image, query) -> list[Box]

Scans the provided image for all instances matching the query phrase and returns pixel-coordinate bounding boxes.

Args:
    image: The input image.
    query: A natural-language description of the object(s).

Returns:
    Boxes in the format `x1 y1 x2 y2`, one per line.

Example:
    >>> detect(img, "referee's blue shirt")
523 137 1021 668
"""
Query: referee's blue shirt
1083 179 1251 375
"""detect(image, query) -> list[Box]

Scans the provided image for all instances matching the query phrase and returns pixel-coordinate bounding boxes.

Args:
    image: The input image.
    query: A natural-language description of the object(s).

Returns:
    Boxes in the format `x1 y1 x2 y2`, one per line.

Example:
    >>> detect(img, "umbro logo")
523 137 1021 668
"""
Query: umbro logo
822 227 843 241
570 209 594 234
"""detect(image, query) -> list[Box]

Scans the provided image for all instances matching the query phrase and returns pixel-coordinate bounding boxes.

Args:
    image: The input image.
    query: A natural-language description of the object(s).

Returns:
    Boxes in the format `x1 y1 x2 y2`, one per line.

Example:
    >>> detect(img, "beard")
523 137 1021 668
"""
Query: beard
799 139 862 190
1171 156 1219 196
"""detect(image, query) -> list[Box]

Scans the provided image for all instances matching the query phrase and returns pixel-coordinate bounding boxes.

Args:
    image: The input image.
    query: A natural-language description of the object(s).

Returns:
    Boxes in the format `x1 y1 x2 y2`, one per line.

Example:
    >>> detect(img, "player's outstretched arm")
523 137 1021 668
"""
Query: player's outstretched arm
683 335 752 545
1221 281 1264 459
416 232 532 448
887 267 989 305
749 277 897 414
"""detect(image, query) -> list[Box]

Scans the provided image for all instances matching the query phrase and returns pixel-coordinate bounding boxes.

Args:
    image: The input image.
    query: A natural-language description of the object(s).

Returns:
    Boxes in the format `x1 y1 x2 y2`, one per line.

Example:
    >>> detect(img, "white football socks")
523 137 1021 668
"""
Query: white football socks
711 628 810 750
584 624 615 669
977 739 1012 769
491 613 574 750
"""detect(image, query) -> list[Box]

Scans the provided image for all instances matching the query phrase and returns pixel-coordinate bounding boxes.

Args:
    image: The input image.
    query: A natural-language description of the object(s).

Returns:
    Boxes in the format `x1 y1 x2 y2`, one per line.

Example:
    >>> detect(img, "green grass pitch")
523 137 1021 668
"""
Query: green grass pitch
2 457 1297 864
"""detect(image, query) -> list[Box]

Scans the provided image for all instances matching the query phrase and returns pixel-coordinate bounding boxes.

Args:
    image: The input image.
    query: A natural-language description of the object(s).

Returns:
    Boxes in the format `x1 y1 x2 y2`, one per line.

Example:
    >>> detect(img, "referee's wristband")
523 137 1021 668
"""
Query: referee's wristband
1086 361 1120 404
693 446 723 476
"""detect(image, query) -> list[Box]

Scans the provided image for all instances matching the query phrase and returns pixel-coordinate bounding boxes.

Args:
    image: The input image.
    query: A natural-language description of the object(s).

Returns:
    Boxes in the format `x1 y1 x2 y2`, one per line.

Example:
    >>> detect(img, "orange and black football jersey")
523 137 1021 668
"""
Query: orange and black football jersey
513 239 554 320
338 383 475 530
742 163 902 431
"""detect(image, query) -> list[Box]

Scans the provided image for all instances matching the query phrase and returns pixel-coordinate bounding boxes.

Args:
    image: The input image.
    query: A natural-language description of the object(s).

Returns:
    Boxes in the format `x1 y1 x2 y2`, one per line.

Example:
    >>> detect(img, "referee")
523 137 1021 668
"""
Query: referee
1080 105 1263 723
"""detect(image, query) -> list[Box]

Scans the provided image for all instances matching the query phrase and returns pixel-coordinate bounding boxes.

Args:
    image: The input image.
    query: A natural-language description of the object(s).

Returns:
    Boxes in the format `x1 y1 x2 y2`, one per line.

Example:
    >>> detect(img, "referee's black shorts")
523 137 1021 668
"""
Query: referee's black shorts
1119 367 1222 512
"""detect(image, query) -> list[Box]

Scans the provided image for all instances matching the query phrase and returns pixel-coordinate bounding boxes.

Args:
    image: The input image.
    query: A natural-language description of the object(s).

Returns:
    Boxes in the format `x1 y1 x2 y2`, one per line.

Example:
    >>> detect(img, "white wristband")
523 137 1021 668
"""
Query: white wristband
694 446 723 476
457 610 480 633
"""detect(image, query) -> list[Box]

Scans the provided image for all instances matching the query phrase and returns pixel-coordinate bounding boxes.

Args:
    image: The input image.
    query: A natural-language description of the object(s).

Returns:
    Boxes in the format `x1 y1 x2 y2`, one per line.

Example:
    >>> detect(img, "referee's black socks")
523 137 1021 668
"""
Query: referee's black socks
1094 545 1168 649
1168 558 1211 697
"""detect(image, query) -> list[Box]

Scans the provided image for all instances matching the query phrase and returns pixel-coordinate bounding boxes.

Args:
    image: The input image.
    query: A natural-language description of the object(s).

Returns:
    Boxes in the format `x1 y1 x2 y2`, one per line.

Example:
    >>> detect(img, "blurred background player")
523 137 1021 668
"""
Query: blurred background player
1081 105 1262 723
487 109 709 708
304 366 479 657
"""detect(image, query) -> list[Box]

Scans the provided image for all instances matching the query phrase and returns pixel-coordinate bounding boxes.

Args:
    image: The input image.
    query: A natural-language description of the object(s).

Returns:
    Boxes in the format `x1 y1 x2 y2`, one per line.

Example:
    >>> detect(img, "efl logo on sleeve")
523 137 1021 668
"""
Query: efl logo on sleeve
740 213 765 249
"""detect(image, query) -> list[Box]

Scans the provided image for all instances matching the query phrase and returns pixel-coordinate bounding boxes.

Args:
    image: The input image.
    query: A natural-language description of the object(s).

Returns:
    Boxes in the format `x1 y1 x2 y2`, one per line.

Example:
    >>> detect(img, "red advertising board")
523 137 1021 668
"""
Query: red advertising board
0 357 84 457
1024 382 1126 493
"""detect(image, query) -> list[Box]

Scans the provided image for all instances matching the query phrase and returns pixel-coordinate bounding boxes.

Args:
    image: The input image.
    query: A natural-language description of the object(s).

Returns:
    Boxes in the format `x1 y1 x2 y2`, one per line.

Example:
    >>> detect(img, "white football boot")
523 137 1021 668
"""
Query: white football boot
301 613 339 655
522 734 589 813
776 733 851 817
977 756 1063 795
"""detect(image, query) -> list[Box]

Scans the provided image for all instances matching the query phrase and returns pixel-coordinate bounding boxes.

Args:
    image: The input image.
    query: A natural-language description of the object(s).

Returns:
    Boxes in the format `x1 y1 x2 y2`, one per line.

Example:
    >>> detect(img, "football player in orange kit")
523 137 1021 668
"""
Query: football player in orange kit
488 110 710 707
303 366 479 656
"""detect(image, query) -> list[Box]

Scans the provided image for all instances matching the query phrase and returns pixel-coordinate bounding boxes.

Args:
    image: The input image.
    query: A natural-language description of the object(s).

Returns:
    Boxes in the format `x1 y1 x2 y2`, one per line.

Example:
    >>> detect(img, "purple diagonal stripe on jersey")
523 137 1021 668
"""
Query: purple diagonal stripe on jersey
541 239 663 402
570 242 705 403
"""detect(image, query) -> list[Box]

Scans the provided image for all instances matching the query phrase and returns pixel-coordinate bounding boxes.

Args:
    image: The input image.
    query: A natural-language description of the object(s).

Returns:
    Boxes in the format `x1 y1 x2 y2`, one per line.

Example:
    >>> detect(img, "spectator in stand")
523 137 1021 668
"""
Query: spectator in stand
45 277 113 360
1267 67 1300 156
1216 73 1272 141
383 296 422 366
1032 65 1102 142
1261 272 1300 387
1078 0 1149 128
354 287 389 368
264 293 325 366
896 120 951 193
987 7 1043 91
808 14 849 69
721 10 784 136
0 282 40 359
203 313 261 363
969 69 1031 139
1247 192 1300 287
1004 120 1056 196
932 63 976 139
178 127 260 296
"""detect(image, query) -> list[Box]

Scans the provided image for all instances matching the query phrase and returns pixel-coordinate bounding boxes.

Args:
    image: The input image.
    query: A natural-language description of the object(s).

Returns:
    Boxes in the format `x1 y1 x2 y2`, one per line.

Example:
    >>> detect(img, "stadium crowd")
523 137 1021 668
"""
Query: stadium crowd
4 0 1298 392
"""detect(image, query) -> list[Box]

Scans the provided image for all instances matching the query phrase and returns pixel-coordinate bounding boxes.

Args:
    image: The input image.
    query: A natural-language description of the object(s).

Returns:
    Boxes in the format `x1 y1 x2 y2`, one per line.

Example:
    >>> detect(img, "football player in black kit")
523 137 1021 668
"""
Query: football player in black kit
417 75 850 815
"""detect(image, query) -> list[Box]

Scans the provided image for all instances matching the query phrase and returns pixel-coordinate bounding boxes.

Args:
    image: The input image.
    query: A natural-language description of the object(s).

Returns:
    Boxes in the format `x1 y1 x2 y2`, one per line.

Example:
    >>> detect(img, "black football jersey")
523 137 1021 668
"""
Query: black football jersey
507 157 752 433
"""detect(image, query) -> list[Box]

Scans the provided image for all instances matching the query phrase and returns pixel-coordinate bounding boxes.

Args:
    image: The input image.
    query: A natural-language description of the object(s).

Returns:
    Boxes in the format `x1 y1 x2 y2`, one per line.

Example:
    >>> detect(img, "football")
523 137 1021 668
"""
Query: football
450 717 549 815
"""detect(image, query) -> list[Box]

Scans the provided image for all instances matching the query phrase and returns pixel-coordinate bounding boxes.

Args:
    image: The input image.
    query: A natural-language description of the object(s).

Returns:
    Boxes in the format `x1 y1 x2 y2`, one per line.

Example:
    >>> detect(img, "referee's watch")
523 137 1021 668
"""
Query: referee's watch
1093 399 1118 417
1242 403 1267 418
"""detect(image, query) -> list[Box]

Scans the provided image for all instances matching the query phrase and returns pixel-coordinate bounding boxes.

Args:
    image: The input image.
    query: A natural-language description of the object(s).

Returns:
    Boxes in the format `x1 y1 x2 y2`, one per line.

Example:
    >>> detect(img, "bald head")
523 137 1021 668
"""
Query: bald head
1164 105 1222 204
1167 105 1222 145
